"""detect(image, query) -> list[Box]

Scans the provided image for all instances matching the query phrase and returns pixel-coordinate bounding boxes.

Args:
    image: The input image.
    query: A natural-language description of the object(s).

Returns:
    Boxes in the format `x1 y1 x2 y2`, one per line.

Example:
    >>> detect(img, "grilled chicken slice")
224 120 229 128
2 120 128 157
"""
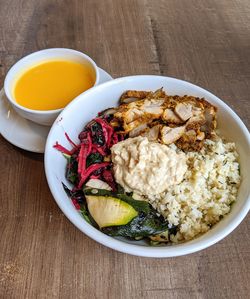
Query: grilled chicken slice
123 119 146 132
176 129 204 151
118 106 144 124
114 98 165 132
120 90 151 104
141 124 162 141
201 106 217 134
162 108 183 124
183 130 197 143
175 103 193 121
129 123 149 138
120 88 167 104
120 97 141 104
160 125 186 145
142 99 165 115
113 89 218 151
186 114 206 130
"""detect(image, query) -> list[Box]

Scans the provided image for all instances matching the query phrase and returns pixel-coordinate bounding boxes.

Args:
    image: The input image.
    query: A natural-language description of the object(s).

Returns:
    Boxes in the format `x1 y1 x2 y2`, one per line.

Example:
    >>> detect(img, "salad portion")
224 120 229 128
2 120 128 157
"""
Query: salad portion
55 88 240 244
55 111 172 243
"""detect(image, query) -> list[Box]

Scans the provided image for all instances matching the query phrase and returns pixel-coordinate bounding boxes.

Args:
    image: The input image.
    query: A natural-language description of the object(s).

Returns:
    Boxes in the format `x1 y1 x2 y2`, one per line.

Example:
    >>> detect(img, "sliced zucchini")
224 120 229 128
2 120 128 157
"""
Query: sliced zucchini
86 195 138 228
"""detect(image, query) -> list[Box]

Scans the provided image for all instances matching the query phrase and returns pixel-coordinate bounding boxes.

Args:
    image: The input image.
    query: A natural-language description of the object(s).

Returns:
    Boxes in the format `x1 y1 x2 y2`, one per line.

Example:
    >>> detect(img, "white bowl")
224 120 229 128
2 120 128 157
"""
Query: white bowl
44 75 250 257
4 48 99 126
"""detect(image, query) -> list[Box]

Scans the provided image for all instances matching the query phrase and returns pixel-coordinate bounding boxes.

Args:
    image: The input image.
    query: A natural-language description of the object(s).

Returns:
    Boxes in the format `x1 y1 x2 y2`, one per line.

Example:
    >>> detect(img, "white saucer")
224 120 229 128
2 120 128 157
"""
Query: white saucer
0 67 113 153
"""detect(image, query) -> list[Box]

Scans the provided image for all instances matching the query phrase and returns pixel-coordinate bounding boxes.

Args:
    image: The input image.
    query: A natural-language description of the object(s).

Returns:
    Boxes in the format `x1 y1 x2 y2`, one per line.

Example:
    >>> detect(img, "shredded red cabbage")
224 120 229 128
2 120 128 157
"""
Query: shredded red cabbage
64 132 77 148
53 142 74 155
78 162 110 188
54 115 122 191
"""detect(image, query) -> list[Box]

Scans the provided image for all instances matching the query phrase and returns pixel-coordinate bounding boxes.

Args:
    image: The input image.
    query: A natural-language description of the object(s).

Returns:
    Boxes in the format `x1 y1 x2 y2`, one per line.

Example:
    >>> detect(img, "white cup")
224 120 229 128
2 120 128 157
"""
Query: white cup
4 48 100 126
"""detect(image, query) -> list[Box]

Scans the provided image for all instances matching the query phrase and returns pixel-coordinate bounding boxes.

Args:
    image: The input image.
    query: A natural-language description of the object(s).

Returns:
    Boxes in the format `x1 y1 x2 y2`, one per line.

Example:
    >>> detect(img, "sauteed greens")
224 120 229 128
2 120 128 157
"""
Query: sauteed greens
56 110 175 244
63 183 171 241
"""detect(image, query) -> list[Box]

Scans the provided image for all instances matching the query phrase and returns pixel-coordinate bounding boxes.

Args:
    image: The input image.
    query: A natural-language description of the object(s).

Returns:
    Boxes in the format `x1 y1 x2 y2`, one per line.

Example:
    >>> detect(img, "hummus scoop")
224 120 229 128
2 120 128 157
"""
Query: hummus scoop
111 136 187 195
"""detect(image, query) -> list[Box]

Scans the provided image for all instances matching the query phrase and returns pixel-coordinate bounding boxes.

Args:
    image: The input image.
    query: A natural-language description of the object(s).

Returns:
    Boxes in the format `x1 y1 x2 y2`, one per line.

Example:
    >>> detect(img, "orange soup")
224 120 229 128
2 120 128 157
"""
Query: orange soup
14 60 95 110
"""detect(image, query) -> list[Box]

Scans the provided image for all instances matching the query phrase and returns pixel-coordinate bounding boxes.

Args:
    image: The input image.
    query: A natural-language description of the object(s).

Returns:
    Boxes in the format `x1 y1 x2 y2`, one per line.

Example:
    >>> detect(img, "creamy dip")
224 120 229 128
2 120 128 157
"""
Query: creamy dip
111 136 187 195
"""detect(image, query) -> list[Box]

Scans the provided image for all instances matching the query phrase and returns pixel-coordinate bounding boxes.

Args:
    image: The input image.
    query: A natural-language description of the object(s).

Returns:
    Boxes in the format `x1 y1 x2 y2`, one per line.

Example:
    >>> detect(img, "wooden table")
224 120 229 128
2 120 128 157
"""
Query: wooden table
0 1 249 298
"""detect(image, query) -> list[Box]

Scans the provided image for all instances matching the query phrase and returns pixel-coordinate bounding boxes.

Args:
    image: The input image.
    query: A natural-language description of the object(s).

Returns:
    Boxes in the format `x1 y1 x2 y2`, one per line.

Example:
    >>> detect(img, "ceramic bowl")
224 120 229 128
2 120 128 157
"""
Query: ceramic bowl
44 75 250 257
4 48 99 126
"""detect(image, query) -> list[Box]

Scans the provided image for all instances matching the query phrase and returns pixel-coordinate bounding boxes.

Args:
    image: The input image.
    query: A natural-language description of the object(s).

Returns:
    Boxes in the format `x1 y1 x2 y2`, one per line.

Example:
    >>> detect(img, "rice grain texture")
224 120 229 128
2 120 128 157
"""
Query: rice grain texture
145 137 241 242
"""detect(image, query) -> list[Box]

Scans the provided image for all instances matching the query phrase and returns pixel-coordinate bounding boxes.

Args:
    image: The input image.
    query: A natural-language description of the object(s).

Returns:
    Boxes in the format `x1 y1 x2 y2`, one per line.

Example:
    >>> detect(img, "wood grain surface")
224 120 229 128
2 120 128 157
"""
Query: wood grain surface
0 0 249 298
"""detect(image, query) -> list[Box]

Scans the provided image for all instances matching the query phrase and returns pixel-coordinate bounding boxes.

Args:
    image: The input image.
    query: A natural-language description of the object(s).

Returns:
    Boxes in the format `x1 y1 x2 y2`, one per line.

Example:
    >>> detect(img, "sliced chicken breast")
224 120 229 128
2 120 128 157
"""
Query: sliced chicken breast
160 125 186 145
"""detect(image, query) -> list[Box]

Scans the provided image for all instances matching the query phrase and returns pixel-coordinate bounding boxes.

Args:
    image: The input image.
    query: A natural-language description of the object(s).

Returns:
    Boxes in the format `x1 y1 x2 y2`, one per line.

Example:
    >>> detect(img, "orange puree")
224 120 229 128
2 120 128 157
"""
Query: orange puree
14 60 95 110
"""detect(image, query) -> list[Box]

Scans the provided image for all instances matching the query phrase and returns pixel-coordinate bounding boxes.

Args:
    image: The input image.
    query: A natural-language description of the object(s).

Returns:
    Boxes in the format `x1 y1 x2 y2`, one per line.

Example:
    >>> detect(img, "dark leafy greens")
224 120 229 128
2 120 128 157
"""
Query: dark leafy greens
89 122 105 146
55 112 178 245
103 211 168 238
66 155 78 184
83 188 171 239
86 152 103 168
62 183 92 224
54 116 119 190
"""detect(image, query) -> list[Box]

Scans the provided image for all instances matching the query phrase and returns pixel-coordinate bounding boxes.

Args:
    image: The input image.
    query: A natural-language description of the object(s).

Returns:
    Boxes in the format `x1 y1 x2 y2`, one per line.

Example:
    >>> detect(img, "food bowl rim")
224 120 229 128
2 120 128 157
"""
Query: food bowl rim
44 75 250 257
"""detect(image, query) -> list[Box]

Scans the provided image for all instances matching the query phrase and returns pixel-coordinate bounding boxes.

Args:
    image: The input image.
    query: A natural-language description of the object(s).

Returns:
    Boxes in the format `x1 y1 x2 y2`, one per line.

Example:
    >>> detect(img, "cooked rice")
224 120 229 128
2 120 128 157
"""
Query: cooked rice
144 136 241 242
